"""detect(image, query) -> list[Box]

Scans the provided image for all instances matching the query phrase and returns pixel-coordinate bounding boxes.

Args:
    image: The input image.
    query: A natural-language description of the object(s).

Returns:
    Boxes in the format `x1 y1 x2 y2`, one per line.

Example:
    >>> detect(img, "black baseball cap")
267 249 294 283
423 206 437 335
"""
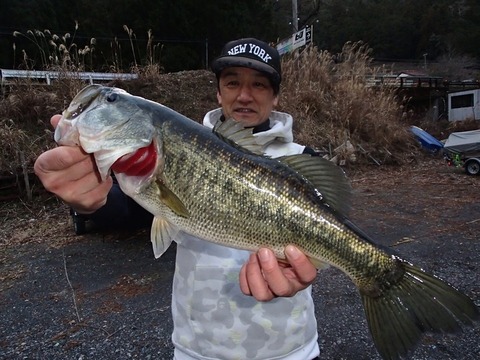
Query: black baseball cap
211 38 282 92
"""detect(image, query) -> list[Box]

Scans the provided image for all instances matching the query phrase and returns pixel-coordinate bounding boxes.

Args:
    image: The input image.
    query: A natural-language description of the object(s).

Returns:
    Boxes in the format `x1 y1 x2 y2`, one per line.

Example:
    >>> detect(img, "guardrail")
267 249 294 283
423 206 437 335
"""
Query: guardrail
0 69 139 86
365 75 444 88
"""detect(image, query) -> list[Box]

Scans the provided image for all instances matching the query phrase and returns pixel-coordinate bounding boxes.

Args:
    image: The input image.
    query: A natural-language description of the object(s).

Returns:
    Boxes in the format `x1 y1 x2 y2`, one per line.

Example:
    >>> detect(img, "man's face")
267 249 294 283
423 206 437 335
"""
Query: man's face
217 67 278 127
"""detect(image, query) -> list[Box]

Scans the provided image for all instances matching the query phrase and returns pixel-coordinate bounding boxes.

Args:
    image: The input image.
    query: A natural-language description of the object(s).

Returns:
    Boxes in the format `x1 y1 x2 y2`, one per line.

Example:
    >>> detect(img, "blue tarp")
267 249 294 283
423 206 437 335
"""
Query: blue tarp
410 126 444 153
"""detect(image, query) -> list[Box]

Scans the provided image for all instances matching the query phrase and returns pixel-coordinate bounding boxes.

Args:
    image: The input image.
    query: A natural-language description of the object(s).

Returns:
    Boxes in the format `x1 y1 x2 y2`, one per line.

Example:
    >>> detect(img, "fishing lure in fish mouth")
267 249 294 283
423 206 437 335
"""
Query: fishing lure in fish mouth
55 84 479 360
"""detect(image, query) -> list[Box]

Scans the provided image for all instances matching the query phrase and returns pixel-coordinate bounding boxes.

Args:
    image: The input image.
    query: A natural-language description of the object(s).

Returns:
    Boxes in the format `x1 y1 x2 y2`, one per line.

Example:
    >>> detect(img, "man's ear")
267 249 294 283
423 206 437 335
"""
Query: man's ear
273 95 279 107
216 90 222 105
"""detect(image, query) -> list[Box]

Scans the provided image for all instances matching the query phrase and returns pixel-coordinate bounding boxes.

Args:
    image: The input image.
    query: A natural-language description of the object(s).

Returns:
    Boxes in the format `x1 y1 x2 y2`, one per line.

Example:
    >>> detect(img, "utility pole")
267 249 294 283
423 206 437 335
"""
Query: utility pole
292 0 298 32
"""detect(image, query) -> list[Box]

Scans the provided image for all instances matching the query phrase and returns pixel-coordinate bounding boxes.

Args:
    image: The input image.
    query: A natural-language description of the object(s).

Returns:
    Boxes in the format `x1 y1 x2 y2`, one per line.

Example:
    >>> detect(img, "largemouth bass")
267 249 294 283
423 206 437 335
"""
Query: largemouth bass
54 84 478 360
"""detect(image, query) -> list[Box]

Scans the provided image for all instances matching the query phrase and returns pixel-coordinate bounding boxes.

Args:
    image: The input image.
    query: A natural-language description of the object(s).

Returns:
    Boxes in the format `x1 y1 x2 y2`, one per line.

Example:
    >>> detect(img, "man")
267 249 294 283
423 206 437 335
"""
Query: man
35 38 320 359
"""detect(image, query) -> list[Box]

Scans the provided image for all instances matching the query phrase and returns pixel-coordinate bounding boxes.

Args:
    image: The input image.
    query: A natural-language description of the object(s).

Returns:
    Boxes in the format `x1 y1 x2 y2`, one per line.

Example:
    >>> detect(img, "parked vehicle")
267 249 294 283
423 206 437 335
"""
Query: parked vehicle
444 129 480 175
69 208 91 235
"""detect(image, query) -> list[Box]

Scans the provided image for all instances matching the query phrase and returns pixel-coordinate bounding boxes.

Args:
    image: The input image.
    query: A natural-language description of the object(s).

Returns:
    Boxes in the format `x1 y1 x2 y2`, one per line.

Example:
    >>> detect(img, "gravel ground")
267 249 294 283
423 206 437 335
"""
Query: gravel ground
1 157 479 359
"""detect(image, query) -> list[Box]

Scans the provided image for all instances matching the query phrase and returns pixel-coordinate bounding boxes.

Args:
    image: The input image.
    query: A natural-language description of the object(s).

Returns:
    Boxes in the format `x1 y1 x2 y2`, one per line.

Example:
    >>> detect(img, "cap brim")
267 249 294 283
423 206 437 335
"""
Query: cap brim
212 56 280 84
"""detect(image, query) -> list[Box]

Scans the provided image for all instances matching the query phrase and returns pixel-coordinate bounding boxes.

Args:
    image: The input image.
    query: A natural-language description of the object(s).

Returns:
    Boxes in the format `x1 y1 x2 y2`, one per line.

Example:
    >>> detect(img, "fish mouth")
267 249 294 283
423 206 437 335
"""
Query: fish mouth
64 84 103 120
55 84 157 181
54 85 103 145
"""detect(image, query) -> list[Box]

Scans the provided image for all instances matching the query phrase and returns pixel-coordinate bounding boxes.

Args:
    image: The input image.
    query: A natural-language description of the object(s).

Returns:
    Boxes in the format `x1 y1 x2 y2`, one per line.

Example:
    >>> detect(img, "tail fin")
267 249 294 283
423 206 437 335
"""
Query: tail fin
361 260 479 360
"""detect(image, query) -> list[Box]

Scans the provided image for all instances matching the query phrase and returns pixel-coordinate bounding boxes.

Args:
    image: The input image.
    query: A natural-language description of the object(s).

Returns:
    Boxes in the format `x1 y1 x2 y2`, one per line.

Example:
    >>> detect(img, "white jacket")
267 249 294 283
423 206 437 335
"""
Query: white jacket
171 109 319 360
202 108 306 158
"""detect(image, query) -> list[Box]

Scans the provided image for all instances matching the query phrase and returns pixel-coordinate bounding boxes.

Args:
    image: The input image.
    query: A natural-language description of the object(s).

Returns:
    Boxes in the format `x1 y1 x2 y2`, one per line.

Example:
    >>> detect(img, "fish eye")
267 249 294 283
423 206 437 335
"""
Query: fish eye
106 92 118 102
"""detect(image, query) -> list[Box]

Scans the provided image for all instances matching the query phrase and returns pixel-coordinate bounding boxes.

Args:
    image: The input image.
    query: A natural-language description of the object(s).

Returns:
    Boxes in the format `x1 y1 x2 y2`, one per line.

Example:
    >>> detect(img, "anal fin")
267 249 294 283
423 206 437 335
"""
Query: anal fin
308 257 331 270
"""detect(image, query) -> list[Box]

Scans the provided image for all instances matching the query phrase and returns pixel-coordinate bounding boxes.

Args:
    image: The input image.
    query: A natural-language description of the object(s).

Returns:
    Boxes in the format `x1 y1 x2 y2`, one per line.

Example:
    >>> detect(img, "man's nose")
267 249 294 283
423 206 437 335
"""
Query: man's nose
237 85 253 102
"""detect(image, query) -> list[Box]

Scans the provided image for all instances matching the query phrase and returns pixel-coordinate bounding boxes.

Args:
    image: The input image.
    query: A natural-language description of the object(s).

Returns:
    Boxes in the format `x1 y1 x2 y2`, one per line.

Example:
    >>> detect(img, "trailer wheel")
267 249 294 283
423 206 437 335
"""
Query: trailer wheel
465 159 480 175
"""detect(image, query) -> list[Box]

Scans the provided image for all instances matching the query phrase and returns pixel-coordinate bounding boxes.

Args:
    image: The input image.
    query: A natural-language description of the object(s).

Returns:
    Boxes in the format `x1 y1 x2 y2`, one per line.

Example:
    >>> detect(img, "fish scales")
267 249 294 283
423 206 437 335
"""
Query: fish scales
55 85 479 360
155 117 397 287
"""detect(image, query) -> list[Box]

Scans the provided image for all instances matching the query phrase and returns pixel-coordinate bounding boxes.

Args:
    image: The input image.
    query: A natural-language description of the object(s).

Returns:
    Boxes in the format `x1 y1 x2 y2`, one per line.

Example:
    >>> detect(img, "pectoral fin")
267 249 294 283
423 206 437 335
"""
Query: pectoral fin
156 179 189 218
151 216 180 258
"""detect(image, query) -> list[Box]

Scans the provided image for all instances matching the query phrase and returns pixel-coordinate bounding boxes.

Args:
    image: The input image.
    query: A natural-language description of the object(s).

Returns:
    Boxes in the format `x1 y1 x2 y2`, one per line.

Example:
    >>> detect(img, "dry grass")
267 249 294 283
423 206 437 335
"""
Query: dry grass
0 78 87 174
1 40 478 198
6 24 473 176
279 42 416 165
0 71 217 183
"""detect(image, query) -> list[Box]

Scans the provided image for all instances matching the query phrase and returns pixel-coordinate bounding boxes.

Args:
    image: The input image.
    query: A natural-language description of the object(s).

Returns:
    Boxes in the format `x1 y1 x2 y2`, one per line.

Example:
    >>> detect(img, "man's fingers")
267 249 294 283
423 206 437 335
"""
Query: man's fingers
50 114 62 129
67 177 113 213
244 252 276 301
62 171 112 199
284 245 317 285
35 146 91 174
257 248 293 297
34 145 112 213
239 263 251 296
240 247 317 301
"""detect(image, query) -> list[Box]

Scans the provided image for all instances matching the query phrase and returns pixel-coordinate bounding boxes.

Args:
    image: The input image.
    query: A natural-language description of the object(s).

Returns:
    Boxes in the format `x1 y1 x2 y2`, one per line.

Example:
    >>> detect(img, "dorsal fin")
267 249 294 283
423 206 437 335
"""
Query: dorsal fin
213 118 266 155
214 118 351 215
278 154 352 215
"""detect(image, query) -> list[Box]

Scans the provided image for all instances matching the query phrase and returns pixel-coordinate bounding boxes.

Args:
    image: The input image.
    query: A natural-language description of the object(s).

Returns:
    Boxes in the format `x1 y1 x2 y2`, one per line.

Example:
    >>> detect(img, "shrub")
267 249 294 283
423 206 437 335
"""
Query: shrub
280 42 416 165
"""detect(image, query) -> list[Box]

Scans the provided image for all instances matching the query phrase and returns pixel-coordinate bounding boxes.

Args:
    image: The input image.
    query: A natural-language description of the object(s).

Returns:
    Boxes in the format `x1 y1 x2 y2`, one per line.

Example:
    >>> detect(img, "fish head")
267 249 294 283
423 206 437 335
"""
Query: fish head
55 84 160 183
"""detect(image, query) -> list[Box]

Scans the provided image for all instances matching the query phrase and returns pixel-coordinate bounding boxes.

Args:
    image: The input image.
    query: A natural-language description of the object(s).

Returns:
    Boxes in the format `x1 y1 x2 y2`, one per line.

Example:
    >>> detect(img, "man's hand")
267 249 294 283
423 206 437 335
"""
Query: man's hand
34 115 113 213
239 245 317 301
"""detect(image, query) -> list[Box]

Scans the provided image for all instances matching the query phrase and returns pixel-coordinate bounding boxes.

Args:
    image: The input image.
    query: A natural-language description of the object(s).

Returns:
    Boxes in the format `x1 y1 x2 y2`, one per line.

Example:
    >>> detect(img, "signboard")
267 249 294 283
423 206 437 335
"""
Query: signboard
276 26 313 55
